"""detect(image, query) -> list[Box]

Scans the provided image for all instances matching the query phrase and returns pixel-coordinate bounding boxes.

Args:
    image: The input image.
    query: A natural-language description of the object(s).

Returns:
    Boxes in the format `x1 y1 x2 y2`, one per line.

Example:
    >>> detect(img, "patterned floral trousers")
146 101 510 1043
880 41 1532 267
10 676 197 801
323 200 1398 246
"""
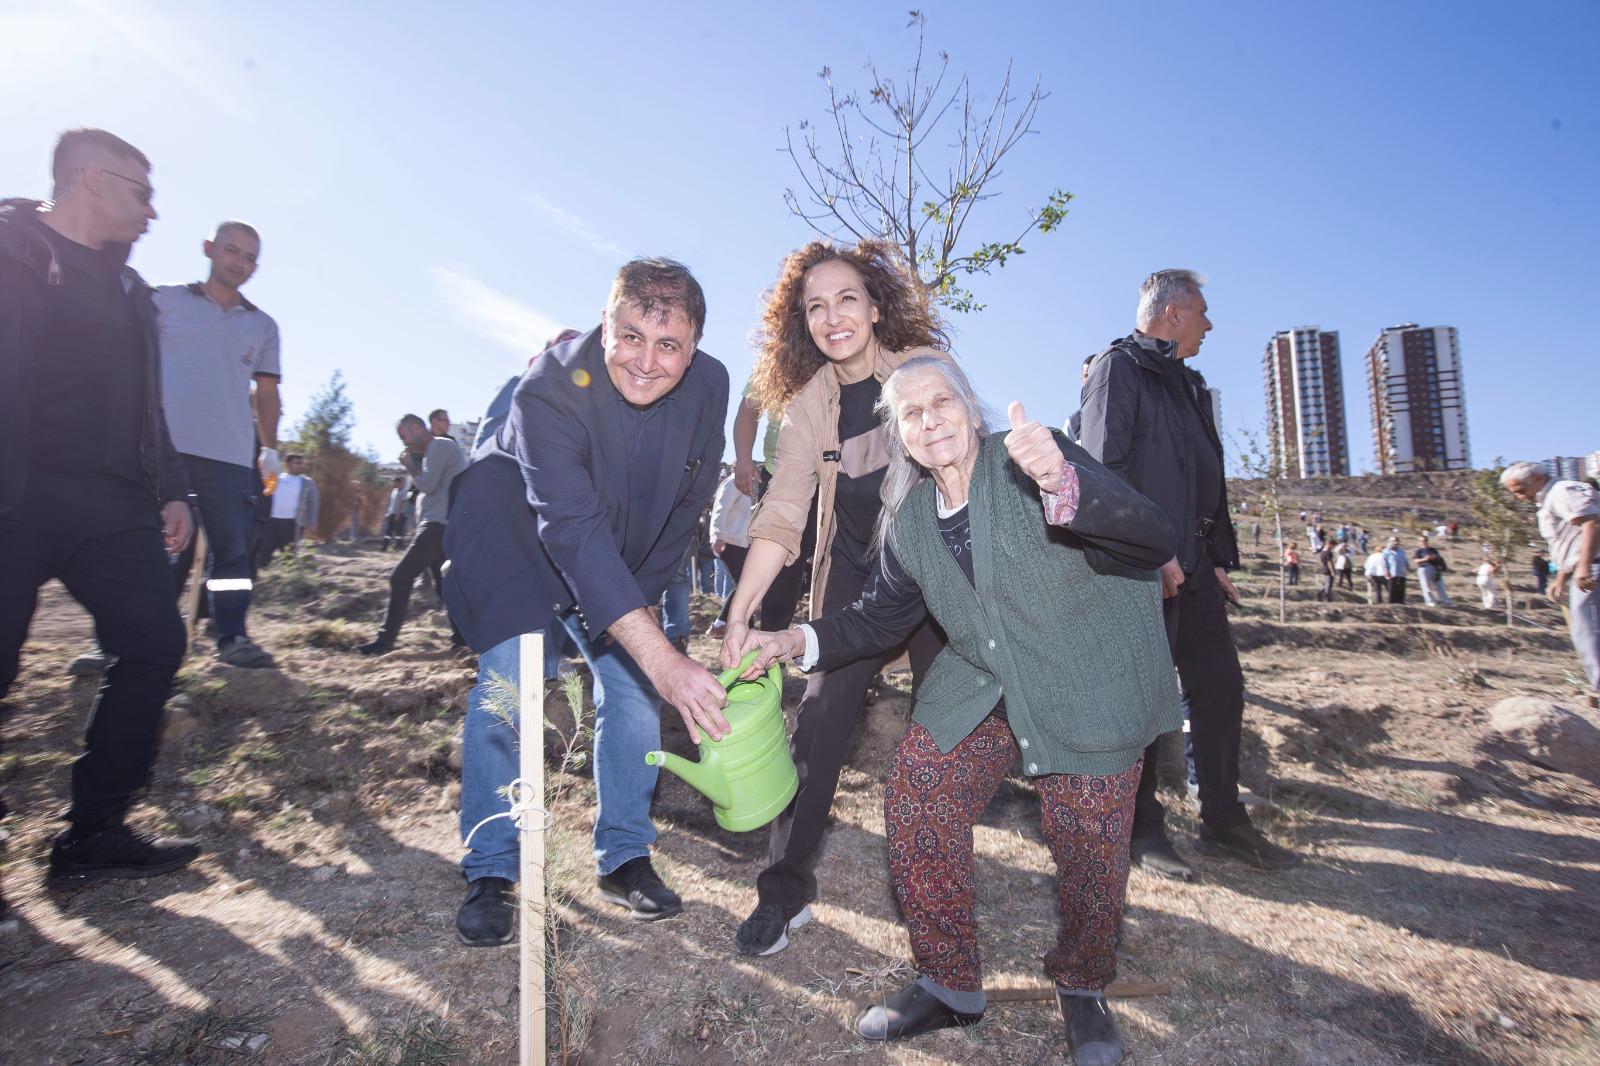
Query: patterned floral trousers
884 715 1141 992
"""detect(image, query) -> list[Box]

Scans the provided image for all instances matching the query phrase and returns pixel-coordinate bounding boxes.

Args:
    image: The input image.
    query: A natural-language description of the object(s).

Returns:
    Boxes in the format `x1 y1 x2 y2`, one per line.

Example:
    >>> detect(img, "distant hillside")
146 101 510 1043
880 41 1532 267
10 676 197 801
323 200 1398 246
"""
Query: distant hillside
1227 470 1484 532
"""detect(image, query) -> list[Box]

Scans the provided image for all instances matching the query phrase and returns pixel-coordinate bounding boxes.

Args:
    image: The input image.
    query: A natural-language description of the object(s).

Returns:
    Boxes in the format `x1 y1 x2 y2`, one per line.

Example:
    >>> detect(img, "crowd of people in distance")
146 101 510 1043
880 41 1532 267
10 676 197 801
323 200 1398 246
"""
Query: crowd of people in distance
4 127 1597 1066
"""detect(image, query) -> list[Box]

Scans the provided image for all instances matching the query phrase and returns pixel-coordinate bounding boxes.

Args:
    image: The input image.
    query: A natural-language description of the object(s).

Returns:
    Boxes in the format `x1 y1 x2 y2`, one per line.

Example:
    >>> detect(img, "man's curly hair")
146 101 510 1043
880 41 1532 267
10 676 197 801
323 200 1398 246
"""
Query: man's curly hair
748 239 947 416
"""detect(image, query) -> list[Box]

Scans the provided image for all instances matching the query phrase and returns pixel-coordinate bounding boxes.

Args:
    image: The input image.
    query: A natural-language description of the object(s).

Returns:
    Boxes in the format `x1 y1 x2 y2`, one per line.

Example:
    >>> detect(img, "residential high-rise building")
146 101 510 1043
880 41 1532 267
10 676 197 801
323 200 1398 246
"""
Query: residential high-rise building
1585 451 1600 480
1365 324 1471 474
1262 327 1349 478
1547 456 1585 481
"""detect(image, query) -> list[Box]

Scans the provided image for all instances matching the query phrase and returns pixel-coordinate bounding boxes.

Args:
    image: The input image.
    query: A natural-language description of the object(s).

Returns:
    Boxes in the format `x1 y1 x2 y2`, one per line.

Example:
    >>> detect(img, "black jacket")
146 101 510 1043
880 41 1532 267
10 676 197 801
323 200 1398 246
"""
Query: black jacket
442 327 728 653
1077 333 1239 573
0 198 189 522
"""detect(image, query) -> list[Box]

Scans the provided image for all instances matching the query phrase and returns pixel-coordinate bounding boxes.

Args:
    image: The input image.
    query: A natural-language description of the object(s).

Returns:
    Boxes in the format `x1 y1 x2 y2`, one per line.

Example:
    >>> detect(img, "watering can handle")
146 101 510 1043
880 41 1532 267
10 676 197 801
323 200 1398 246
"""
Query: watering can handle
716 647 782 690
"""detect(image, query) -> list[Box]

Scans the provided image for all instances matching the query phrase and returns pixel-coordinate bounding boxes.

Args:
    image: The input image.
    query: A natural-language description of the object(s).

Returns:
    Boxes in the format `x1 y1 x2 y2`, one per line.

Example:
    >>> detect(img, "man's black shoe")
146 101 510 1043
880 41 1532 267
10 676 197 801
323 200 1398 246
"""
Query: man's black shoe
1057 991 1126 1066
597 857 681 921
735 900 813 957
1129 829 1196 882
48 825 200 885
1195 822 1301 870
456 876 516 946
855 981 983 1041
357 638 395 657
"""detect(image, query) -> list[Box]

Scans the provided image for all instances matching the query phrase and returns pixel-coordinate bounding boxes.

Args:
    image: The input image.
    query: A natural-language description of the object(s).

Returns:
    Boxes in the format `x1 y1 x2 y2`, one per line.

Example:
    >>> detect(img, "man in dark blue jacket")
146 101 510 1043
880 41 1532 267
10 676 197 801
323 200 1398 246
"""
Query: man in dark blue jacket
0 129 199 890
445 258 731 945
1080 269 1297 880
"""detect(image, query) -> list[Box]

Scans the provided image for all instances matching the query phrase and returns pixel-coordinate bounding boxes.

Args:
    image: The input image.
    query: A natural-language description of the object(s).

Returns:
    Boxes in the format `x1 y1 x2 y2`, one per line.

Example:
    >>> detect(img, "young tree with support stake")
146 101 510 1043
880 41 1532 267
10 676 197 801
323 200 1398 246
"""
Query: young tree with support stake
782 10 1070 313
1471 460 1538 628
1232 425 1289 624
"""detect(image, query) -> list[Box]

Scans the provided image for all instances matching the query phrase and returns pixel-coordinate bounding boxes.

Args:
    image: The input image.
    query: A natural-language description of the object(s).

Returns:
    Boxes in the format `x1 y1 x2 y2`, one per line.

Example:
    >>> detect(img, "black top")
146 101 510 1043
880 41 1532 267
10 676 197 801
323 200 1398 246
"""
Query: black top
1161 357 1221 526
937 502 975 586
830 375 888 578
28 218 145 486
615 391 672 566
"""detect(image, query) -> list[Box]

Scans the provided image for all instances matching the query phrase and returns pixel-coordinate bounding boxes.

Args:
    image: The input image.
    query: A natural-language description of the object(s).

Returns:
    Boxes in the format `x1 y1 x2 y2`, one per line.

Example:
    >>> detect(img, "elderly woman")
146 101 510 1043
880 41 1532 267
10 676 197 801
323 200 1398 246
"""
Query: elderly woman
731 358 1178 1064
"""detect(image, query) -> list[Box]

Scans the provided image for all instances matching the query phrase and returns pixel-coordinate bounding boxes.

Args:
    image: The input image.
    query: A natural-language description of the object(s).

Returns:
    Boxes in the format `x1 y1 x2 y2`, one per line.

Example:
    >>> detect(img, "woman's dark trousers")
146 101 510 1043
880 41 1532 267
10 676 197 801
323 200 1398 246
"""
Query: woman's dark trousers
755 553 943 914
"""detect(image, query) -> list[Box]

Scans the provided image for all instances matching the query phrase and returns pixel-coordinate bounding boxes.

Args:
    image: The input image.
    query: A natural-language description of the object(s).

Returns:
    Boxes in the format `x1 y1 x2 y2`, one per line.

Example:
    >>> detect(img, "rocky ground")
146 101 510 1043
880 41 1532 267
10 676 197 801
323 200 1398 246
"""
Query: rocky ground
2 477 1598 1065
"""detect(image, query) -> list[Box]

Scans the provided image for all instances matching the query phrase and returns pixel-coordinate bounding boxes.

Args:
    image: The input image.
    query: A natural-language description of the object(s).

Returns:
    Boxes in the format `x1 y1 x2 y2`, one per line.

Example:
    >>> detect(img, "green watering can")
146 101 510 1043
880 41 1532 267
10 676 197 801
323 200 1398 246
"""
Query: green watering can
645 649 798 833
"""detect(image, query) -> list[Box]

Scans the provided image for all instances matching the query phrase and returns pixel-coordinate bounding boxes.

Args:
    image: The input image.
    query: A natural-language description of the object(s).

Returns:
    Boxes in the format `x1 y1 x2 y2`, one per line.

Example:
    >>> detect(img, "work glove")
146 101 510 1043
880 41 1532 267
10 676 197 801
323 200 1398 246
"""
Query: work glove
258 447 281 478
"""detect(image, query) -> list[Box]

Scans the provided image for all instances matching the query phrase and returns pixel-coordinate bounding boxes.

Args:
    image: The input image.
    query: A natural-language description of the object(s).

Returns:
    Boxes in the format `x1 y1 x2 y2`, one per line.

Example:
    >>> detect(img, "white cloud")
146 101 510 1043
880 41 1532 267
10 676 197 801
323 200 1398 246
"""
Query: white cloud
526 191 629 260
431 266 564 357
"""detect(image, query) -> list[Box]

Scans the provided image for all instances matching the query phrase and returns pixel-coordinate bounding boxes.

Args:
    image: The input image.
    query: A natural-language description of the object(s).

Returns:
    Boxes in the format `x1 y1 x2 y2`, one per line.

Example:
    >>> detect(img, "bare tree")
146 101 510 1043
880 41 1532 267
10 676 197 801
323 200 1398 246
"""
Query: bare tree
783 10 1070 313
1231 425 1288 624
1469 460 1538 627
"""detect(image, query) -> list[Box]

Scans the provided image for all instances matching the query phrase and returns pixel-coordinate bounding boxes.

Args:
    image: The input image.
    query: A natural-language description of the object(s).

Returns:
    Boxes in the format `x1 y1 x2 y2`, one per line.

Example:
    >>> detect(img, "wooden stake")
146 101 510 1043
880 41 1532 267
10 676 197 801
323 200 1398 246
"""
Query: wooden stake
183 527 209 658
518 632 546 1066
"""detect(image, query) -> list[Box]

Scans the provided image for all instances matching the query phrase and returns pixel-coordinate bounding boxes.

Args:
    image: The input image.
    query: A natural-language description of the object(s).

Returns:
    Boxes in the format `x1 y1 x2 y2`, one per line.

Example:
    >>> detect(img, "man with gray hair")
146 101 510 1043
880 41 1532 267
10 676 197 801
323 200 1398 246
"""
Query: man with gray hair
1079 269 1299 880
444 258 730 946
156 220 282 668
1503 462 1599 689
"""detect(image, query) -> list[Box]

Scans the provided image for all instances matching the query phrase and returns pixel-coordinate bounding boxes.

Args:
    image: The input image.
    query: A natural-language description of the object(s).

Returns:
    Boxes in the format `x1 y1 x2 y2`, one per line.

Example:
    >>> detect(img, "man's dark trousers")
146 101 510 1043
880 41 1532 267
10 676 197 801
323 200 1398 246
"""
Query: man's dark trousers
1132 548 1249 837
171 454 256 648
377 520 449 643
1390 576 1408 604
1 470 186 830
254 517 297 569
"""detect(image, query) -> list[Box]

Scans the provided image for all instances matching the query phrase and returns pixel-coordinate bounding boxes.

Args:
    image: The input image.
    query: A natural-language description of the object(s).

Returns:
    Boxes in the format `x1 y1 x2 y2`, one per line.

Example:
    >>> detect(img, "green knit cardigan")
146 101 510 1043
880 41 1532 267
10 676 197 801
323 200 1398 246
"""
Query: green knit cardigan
889 434 1182 776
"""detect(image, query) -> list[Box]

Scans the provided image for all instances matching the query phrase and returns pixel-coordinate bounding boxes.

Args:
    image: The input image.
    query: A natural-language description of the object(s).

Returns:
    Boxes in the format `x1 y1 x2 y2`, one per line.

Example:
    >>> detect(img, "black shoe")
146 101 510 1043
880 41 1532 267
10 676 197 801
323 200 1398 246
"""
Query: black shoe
1058 991 1125 1066
48 824 200 885
597 857 681 921
855 981 983 1041
735 900 813 957
1195 822 1301 870
357 637 395 657
456 876 516 947
1129 829 1196 882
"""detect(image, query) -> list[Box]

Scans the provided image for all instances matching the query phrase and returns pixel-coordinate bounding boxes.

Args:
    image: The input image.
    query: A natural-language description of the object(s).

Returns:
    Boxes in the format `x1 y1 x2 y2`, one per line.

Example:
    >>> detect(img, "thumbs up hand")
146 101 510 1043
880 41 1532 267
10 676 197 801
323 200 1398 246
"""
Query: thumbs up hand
1005 401 1065 493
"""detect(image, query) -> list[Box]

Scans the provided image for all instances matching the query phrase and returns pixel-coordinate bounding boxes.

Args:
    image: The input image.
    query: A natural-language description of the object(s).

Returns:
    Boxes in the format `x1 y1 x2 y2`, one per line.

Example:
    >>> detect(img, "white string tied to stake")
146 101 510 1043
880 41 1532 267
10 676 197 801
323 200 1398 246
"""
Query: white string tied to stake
462 777 552 850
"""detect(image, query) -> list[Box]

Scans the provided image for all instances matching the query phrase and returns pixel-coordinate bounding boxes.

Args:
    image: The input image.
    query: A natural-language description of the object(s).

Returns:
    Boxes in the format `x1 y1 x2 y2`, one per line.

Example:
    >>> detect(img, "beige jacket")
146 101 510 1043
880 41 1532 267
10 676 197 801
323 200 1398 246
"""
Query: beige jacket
747 345 953 618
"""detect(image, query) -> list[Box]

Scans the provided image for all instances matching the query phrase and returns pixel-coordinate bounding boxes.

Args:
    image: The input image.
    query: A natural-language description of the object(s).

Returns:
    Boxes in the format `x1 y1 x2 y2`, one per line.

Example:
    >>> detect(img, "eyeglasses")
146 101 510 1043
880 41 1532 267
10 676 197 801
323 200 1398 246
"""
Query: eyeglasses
78 166 154 205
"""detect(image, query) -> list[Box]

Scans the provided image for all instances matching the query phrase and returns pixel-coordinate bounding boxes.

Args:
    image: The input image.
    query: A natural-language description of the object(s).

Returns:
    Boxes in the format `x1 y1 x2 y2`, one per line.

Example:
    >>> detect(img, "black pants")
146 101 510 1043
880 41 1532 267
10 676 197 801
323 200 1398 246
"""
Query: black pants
0 470 186 830
253 517 297 569
1390 576 1408 604
757 552 944 912
377 520 450 642
381 513 407 550
715 543 749 625
1133 553 1249 836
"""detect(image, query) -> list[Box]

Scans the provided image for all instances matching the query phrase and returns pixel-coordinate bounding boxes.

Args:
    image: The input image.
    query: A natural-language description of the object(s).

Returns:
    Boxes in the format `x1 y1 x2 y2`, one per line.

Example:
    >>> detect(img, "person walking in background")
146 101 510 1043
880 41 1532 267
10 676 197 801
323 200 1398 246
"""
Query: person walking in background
721 239 952 956
1502 462 1600 690
155 220 281 668
1334 541 1354 589
1 128 200 883
1475 558 1498 609
1315 542 1334 601
428 408 451 440
1414 535 1453 606
1283 542 1300 586
694 505 717 595
1079 268 1297 880
358 413 466 655
381 475 408 549
1383 537 1409 604
255 454 313 567
1531 549 1550 597
1358 527 1370 554
707 468 753 634
1251 519 1261 547
1364 546 1389 603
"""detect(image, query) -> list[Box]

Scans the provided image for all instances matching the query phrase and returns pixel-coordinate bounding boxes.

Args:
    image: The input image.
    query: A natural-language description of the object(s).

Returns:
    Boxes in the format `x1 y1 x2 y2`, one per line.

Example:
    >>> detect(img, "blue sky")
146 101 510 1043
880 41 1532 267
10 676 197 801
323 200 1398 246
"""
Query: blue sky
4 1 1597 473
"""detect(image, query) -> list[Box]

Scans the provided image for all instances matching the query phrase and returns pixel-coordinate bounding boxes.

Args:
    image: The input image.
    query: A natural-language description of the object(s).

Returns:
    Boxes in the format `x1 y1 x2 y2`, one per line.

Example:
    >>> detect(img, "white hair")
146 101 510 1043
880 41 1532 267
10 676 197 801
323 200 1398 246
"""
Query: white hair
1136 269 1206 329
870 356 996 560
1500 462 1546 488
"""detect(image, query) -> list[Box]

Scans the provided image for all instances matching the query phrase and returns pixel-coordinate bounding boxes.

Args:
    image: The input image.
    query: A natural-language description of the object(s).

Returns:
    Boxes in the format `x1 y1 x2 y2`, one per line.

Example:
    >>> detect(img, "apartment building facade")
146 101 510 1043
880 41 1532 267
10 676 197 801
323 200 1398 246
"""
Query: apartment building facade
1365 323 1471 474
1262 326 1349 477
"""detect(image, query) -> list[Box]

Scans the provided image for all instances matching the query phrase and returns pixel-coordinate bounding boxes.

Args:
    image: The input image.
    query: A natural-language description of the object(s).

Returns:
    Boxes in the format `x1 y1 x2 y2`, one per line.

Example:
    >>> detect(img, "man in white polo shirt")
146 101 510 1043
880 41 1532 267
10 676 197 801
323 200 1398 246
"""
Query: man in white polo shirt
156 220 281 668
256 453 316 566
1503 462 1600 690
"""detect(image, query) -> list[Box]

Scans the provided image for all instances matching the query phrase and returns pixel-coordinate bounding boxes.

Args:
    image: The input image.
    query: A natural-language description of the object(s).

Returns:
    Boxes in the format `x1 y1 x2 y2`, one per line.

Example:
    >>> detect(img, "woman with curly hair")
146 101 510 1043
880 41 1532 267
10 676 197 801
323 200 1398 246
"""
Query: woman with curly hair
720 239 951 957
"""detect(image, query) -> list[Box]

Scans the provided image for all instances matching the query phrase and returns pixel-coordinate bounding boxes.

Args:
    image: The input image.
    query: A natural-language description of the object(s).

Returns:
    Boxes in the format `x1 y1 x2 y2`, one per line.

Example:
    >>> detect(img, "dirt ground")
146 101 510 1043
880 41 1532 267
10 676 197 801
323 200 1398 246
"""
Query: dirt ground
3 482 1599 1065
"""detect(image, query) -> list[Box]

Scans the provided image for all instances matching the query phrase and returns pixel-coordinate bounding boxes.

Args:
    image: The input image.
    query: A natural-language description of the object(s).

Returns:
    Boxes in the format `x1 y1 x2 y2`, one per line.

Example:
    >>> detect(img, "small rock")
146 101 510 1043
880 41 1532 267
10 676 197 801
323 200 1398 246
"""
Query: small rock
447 727 465 772
163 706 200 742
1496 1014 1515 1030
1487 696 1600 780
217 879 256 896
309 865 338 882
492 987 513 1008
1029 875 1045 886
166 694 195 713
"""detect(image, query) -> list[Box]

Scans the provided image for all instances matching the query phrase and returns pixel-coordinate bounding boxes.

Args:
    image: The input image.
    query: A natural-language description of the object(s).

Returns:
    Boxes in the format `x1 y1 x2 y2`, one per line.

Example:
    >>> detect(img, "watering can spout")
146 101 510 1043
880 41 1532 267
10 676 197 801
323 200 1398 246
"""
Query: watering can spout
645 750 730 809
